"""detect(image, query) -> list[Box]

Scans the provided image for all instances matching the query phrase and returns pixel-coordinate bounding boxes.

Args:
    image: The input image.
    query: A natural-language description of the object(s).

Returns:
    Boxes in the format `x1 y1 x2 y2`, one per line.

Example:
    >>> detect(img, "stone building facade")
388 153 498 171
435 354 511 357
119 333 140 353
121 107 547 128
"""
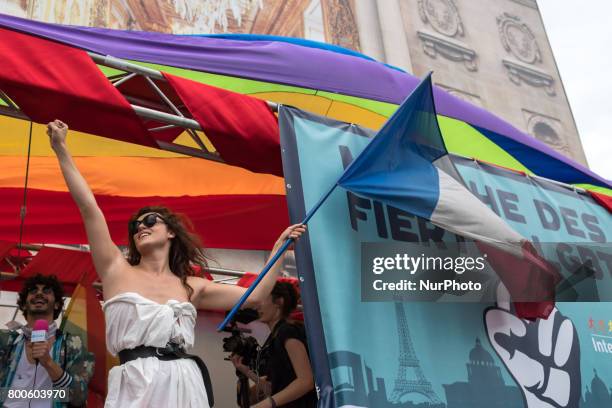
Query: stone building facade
353 0 586 164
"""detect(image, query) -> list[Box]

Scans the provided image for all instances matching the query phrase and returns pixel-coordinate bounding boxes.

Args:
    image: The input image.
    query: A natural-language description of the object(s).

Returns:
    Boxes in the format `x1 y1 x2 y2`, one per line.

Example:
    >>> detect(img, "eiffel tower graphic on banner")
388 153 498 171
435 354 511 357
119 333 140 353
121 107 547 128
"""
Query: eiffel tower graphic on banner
390 302 442 404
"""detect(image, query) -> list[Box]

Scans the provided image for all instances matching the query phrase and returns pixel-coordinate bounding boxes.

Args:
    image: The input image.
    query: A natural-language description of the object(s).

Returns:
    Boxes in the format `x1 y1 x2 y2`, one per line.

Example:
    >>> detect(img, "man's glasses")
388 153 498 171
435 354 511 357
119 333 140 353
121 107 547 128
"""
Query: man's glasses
28 286 53 296
130 213 165 234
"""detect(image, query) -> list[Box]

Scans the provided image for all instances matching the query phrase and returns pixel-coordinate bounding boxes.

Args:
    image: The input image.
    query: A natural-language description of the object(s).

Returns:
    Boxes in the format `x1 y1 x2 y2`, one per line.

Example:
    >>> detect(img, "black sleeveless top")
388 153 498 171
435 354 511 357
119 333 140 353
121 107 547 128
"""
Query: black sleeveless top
259 320 317 408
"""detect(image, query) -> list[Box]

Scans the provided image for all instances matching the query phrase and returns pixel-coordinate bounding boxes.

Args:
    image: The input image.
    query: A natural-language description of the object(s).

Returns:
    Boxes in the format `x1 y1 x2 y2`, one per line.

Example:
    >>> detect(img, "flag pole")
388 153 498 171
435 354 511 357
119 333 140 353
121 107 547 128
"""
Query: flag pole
218 73 437 330
217 182 340 331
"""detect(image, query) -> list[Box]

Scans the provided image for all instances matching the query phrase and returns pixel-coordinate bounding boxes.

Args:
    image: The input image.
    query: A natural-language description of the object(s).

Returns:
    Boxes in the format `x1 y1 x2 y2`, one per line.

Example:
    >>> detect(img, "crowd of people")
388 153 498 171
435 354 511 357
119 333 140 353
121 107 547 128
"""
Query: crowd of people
0 120 317 407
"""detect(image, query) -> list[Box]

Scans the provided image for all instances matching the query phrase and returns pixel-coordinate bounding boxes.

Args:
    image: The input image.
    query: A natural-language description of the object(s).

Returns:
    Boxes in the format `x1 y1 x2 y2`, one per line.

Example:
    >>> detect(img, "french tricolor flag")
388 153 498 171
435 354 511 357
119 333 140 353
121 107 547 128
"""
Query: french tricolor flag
338 73 560 319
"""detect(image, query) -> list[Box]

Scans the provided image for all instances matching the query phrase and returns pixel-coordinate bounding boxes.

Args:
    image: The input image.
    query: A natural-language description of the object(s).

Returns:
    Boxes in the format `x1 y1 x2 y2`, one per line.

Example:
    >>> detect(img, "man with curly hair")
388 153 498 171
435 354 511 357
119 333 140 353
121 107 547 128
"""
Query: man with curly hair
0 274 95 407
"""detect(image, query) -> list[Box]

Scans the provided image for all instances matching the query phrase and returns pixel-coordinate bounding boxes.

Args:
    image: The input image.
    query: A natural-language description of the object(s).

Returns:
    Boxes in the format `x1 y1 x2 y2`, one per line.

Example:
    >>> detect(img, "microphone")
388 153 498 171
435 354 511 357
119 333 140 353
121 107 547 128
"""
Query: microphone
31 319 49 365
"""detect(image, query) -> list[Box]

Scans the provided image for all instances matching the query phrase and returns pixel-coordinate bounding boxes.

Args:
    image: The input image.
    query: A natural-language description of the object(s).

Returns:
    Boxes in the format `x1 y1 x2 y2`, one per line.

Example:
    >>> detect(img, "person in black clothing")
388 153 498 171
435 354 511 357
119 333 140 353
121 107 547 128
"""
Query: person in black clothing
231 281 317 408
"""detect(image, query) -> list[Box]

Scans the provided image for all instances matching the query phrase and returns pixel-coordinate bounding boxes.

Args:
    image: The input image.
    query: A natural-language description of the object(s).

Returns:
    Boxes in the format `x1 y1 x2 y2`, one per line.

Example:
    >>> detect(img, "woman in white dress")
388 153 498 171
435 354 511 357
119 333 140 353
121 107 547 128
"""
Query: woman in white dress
47 120 306 407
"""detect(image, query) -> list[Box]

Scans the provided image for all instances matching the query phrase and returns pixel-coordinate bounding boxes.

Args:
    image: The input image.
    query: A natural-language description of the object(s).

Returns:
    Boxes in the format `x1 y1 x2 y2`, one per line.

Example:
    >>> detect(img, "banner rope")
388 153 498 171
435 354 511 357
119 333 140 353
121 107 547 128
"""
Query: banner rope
17 121 34 272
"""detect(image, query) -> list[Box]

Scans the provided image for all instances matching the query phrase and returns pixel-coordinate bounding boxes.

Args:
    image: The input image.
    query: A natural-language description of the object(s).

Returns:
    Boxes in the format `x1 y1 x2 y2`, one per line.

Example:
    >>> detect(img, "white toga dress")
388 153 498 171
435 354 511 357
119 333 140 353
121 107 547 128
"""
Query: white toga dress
103 292 209 408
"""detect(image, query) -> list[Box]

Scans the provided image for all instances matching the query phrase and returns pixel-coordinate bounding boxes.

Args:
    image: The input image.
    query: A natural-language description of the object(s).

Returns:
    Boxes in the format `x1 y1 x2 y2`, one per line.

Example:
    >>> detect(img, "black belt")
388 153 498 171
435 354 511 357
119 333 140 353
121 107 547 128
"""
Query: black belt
119 345 214 407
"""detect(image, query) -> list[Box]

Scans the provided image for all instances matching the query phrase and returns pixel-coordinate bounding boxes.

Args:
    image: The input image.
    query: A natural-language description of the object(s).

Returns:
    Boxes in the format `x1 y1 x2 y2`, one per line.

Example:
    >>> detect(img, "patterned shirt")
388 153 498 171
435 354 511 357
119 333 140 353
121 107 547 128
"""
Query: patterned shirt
0 329 95 407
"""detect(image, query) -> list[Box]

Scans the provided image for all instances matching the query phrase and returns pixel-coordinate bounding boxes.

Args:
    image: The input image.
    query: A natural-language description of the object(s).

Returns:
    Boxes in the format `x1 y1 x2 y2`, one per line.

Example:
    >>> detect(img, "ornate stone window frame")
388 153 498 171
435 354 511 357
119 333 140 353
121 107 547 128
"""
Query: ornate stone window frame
523 110 568 153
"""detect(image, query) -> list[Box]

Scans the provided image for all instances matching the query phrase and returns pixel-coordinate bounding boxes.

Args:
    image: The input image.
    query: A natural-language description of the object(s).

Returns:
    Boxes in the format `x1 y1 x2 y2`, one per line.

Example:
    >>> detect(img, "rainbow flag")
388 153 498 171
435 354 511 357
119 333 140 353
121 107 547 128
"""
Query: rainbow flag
0 12 609 251
61 284 118 407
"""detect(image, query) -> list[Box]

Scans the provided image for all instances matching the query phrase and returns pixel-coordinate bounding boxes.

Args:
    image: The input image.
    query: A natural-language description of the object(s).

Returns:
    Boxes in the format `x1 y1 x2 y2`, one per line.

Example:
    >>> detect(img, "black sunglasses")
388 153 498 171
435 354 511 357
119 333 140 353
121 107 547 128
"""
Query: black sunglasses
28 286 53 295
130 213 165 233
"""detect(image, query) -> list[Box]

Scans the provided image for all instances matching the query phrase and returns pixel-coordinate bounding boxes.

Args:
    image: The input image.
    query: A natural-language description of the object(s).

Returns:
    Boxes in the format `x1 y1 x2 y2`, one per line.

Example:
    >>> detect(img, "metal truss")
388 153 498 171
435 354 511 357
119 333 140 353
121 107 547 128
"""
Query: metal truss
0 243 250 286
0 51 279 163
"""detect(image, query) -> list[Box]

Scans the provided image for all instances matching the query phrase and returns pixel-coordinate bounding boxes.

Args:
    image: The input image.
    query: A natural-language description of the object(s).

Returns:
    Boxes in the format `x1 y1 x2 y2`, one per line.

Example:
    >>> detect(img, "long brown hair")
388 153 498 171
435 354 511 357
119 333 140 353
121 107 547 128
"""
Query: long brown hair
127 206 208 299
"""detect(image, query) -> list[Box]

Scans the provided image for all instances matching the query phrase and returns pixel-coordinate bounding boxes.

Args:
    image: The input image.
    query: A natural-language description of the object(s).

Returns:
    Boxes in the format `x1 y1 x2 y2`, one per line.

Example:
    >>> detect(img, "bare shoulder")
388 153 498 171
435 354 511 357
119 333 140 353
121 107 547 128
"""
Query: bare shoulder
187 275 210 298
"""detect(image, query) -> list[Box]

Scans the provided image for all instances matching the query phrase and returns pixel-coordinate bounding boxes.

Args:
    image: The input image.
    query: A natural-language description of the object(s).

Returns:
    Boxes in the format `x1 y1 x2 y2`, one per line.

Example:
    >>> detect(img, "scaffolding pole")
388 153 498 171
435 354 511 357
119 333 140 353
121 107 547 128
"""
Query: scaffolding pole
87 51 279 112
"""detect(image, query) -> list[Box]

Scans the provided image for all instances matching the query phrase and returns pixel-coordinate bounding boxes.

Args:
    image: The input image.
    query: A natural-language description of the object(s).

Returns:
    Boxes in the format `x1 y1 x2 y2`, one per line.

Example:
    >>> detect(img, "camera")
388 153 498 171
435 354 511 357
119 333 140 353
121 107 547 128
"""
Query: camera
222 308 260 368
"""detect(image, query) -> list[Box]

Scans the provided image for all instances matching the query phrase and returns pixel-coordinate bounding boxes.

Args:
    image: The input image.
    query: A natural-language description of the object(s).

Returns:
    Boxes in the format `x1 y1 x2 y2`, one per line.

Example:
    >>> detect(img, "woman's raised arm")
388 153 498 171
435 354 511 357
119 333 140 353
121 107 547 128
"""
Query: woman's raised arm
47 120 125 281
189 224 306 311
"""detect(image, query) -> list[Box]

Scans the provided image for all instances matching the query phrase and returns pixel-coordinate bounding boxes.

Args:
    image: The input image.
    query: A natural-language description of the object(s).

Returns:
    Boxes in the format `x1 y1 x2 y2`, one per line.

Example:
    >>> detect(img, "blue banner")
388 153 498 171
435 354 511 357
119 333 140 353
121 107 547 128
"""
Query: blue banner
279 106 612 408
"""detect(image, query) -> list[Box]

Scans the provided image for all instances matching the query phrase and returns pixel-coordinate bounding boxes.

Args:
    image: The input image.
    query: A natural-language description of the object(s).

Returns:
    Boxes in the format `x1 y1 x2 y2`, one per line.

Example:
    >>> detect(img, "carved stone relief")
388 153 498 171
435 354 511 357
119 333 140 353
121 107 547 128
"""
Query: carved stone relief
418 0 464 37
90 0 109 27
498 13 555 95
416 0 477 71
321 0 361 52
497 13 540 64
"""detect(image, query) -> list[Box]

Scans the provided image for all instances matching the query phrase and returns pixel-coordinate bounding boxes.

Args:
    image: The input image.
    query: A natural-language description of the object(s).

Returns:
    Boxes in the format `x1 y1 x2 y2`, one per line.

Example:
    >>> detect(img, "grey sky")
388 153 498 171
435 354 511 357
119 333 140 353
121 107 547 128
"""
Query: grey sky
538 0 611 180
